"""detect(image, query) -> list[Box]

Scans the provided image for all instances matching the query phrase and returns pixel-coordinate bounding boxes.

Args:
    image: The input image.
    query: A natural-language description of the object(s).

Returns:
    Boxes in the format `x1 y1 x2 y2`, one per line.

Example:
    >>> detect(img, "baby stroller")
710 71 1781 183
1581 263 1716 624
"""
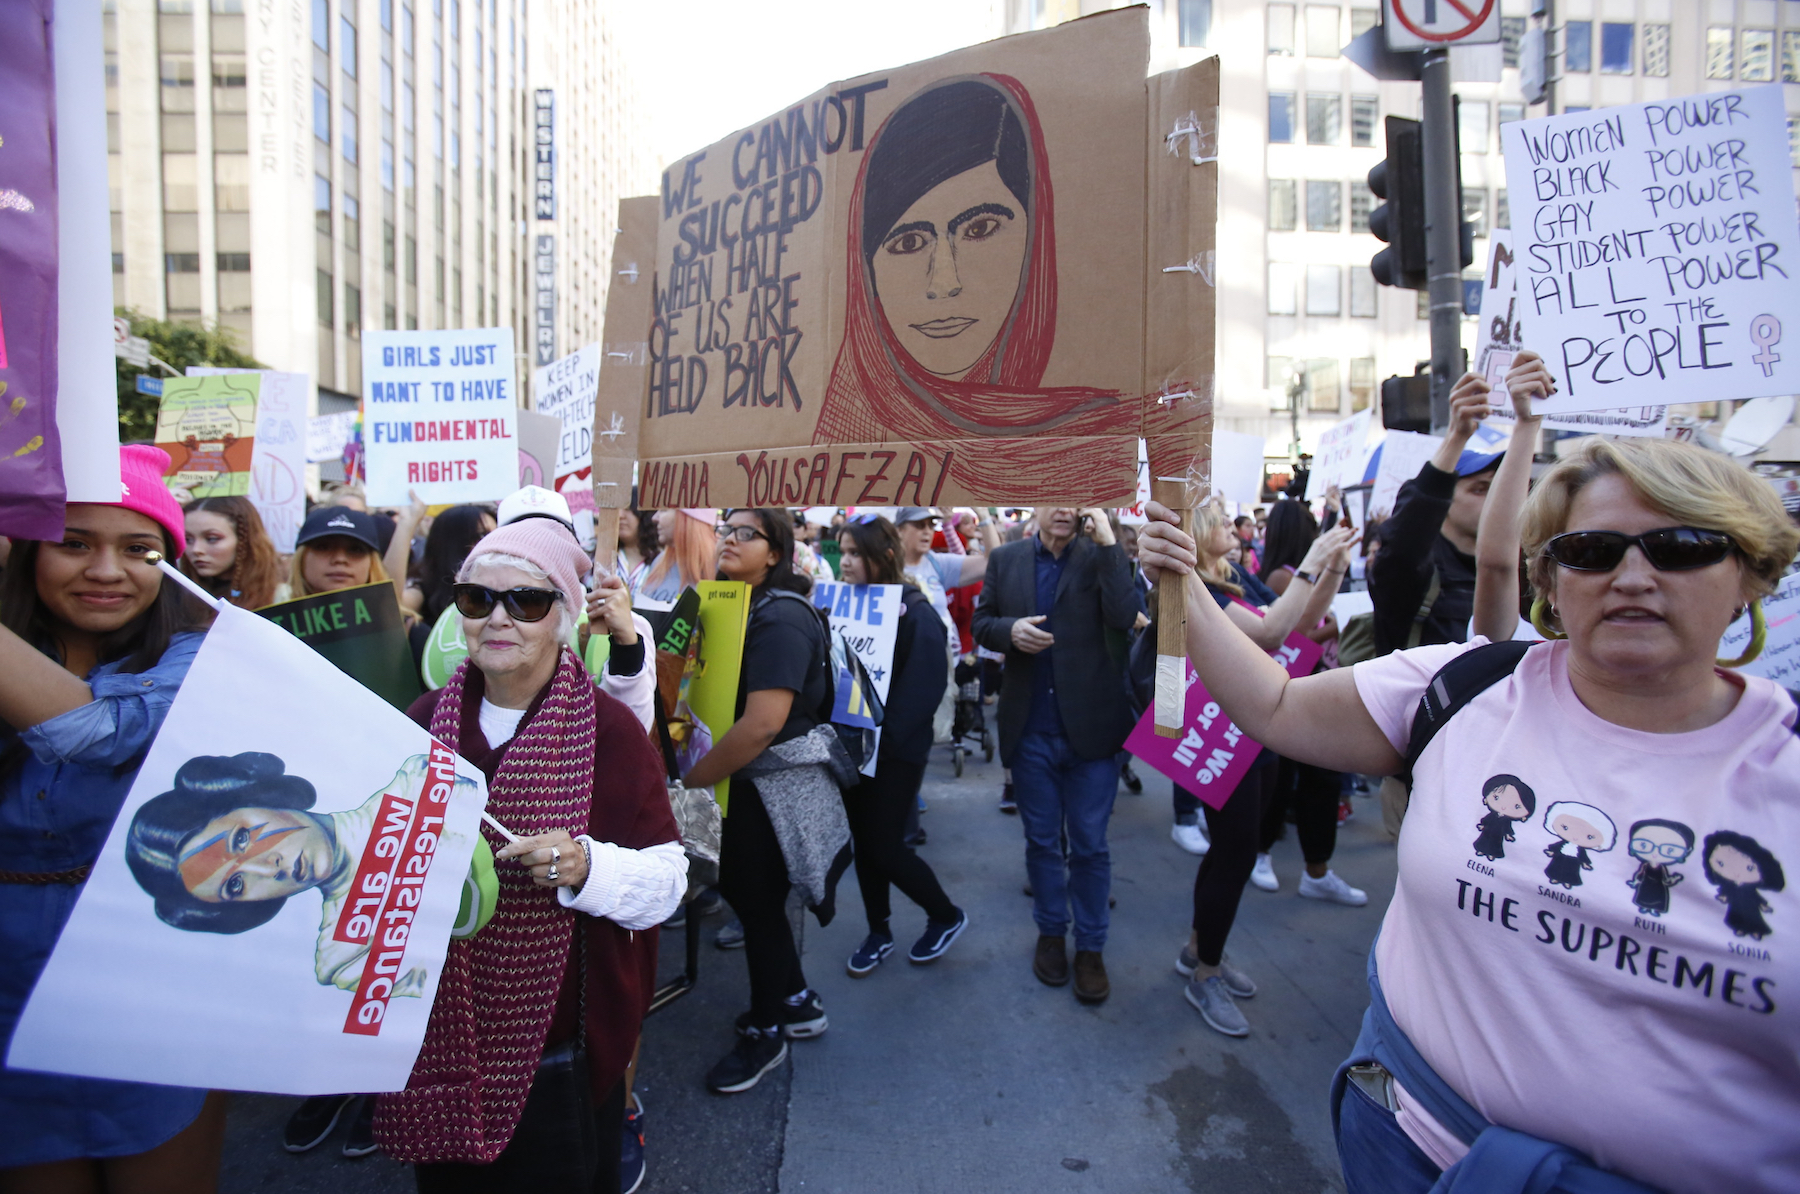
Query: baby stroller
948 653 996 776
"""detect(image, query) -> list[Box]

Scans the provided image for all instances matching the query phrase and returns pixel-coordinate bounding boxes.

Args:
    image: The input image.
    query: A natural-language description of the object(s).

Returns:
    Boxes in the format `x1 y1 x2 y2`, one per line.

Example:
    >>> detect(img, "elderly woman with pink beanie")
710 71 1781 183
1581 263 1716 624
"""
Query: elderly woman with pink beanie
0 446 226 1189
378 519 686 1192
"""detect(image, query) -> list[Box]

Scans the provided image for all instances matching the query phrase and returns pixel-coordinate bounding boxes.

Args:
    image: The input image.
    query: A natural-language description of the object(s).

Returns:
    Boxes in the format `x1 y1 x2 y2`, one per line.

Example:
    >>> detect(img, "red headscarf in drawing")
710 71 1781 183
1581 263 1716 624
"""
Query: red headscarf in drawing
812 74 1122 447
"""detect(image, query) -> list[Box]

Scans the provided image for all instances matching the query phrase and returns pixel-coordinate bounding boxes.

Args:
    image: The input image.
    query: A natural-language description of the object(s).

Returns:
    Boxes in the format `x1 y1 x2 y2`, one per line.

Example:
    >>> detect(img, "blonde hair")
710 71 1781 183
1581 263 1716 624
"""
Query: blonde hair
289 541 391 597
1193 505 1243 597
1522 437 1798 603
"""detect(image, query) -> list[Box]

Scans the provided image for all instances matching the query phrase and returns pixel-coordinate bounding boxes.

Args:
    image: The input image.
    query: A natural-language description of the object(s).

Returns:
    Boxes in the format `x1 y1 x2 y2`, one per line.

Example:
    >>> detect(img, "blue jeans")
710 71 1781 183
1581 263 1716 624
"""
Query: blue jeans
1012 729 1118 951
1334 1079 1442 1194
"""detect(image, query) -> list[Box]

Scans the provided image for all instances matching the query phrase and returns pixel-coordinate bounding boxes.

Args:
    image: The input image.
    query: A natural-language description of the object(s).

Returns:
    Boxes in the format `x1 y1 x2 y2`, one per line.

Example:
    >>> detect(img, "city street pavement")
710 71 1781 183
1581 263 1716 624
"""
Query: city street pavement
221 745 1396 1193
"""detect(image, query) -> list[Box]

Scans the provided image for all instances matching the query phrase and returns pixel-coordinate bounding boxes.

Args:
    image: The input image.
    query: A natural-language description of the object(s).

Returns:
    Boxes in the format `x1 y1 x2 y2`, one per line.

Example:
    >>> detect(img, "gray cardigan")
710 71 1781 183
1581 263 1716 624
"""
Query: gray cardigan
971 534 1139 766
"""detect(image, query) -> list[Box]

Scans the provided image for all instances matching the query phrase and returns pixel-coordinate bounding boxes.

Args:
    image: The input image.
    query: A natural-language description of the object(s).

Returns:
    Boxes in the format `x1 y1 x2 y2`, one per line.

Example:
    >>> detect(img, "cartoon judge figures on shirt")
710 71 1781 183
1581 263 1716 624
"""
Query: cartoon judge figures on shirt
1626 818 1694 918
1542 801 1616 890
1473 774 1537 862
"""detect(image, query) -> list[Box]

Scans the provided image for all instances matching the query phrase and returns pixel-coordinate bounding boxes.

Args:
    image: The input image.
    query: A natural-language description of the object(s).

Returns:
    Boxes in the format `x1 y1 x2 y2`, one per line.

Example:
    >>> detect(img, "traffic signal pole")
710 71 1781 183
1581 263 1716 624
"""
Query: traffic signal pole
1419 48 1464 435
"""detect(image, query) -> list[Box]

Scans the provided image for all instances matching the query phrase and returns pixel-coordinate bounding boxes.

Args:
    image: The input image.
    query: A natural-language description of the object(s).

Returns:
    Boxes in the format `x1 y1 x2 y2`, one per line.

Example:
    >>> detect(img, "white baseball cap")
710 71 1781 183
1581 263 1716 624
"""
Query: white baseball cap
497 485 575 532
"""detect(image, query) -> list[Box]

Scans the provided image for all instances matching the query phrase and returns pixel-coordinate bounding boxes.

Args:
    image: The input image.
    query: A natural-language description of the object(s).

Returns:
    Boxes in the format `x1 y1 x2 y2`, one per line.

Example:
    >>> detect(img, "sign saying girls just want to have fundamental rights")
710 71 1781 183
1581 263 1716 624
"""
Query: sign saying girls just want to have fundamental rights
1500 85 1800 414
361 328 519 506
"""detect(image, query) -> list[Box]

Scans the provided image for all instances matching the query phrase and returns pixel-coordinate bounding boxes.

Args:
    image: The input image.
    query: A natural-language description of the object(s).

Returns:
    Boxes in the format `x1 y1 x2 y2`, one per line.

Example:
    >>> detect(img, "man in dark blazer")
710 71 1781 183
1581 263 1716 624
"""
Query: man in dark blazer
972 506 1139 1004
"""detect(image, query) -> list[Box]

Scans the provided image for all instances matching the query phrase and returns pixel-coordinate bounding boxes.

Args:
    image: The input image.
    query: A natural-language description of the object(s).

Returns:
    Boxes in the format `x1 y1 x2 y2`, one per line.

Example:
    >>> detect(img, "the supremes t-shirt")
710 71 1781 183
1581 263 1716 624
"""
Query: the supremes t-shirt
1354 639 1798 1194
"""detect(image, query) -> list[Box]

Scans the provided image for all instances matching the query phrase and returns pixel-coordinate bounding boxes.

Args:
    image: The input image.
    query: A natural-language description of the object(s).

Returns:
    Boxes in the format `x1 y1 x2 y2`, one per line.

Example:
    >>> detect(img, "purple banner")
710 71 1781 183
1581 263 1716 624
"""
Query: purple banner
1125 627 1324 810
0 0 65 541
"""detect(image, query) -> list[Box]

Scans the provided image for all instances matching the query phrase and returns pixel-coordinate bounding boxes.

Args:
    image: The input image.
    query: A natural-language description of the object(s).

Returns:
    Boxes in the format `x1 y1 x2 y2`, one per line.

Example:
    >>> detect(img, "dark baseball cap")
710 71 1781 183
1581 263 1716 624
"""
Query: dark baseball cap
297 505 381 551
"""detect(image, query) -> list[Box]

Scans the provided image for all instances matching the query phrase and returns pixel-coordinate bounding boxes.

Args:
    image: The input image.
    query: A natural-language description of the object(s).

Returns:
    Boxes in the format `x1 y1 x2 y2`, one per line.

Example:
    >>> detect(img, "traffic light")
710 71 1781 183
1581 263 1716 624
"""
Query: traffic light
1368 116 1426 291
1381 366 1432 434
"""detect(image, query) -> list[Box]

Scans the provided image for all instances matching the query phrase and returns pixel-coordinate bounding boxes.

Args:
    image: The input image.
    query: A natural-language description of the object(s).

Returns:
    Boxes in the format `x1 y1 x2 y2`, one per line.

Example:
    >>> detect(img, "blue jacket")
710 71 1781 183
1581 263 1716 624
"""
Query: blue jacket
0 633 209 1167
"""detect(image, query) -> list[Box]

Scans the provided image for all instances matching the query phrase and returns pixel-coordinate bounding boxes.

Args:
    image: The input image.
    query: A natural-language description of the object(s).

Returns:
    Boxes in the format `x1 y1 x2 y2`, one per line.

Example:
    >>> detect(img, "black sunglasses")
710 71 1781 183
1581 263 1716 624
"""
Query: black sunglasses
452 583 562 622
1542 527 1736 573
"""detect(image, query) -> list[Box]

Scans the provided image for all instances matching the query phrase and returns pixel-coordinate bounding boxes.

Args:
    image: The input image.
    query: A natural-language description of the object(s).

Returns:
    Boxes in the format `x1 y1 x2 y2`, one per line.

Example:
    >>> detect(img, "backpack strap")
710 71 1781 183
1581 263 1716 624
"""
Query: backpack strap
1398 640 1533 786
1402 569 1443 651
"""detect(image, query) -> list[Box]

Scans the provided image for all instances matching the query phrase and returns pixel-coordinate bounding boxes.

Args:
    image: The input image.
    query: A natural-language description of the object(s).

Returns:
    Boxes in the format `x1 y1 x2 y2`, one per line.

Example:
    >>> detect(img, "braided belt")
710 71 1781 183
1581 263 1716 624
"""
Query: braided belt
0 865 91 885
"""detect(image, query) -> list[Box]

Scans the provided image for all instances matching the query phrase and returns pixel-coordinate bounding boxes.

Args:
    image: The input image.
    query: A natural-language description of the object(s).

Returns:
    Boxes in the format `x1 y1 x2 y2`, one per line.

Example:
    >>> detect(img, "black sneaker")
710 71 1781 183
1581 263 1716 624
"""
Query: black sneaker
340 1096 379 1158
714 919 745 950
283 1093 355 1153
706 1028 788 1094
733 990 829 1039
620 1094 647 1194
909 908 968 964
847 932 895 976
999 782 1017 814
1121 763 1143 794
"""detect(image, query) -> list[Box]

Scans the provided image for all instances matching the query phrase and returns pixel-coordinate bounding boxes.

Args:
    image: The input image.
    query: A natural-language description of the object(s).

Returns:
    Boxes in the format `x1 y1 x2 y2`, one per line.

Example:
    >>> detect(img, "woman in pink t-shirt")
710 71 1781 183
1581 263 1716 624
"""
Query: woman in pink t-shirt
1136 356 1799 1194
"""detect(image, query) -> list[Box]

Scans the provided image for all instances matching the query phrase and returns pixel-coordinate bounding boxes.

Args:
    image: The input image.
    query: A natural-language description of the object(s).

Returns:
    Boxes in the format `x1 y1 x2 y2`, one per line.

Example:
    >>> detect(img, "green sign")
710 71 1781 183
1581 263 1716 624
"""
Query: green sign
260 582 423 711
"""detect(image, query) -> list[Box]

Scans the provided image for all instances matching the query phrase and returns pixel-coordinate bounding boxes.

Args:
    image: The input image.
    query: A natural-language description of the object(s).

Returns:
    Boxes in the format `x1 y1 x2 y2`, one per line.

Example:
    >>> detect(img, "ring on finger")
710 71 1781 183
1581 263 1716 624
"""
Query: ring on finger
547 865 560 882
551 846 560 863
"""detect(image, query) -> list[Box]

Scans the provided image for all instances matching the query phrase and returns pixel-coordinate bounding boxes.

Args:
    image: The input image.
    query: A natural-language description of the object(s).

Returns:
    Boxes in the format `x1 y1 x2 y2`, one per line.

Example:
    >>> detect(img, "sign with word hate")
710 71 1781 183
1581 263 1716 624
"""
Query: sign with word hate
1125 624 1323 808
811 581 902 776
361 328 518 506
1501 86 1800 414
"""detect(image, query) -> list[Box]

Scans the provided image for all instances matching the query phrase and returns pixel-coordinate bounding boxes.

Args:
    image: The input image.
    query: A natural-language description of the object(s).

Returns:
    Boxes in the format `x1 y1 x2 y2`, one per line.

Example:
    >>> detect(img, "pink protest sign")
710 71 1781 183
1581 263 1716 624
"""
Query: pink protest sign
1125 629 1323 809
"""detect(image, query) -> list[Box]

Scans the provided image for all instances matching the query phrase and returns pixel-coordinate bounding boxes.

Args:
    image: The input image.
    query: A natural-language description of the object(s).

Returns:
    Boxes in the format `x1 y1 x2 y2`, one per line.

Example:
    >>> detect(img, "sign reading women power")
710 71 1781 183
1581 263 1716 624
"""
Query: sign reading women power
362 327 518 506
9 607 487 1095
1501 85 1800 414
633 10 1204 509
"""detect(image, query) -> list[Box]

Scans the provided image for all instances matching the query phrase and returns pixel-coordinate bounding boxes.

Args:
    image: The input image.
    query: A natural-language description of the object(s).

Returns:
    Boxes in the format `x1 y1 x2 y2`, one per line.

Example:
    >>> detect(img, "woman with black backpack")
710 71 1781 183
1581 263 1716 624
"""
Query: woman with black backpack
836 515 967 978
682 509 846 1096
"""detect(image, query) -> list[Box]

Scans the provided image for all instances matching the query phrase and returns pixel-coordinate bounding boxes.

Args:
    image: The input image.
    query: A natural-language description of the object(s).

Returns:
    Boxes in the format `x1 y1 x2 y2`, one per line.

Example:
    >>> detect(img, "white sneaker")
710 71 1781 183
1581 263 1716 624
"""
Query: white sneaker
1170 822 1210 856
1298 869 1368 906
1250 853 1278 892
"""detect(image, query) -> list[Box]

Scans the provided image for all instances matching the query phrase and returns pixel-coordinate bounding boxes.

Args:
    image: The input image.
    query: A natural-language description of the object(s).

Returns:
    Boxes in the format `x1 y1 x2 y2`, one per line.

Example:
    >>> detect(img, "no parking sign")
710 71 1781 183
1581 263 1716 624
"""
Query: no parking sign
1383 0 1499 51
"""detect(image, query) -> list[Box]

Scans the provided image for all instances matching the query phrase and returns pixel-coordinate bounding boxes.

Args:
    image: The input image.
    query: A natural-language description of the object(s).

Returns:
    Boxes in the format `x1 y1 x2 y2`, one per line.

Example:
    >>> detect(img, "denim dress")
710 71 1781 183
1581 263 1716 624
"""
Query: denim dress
0 632 208 1167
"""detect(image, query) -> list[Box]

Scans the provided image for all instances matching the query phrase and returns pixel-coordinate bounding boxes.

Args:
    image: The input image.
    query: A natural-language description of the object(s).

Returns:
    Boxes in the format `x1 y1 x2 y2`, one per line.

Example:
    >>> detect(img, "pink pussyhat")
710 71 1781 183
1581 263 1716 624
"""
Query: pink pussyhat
113 445 188 556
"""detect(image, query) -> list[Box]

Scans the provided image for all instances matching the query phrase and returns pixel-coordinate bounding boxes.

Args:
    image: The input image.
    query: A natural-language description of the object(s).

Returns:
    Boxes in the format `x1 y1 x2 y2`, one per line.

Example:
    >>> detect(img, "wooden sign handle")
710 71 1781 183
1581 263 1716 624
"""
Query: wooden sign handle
1150 479 1191 737
591 508 621 579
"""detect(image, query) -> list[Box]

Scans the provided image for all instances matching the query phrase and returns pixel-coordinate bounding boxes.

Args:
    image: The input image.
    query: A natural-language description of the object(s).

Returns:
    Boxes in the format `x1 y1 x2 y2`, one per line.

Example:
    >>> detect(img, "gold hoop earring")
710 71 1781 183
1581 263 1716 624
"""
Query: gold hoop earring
1529 596 1567 641
1717 600 1767 669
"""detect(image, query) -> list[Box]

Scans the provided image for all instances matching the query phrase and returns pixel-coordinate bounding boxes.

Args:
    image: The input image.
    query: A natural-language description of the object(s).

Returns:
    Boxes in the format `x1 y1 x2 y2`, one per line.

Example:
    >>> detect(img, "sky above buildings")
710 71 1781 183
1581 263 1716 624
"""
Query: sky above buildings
612 0 1004 168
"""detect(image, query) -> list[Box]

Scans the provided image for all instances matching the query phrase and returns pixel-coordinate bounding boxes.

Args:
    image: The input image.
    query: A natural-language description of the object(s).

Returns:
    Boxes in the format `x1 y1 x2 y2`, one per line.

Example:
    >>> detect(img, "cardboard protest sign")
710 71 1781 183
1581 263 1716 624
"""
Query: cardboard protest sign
1125 625 1323 808
9 606 487 1095
1720 570 1800 686
592 198 656 513
154 373 260 497
361 328 518 506
1306 410 1372 500
1501 86 1800 414
261 581 423 710
811 580 902 776
1473 232 1667 438
632 11 1200 509
189 368 309 553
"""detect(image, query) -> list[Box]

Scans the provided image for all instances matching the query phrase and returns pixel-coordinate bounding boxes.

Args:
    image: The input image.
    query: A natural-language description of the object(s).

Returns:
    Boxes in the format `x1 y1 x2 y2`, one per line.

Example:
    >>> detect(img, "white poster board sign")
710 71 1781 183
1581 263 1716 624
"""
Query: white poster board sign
811 581 902 776
361 328 519 506
1120 439 1151 526
1211 430 1268 508
190 368 309 553
1368 430 1444 519
1719 570 1800 686
309 411 359 463
1501 86 1800 414
1306 410 1373 499
9 607 488 1095
1473 232 1668 438
532 343 599 483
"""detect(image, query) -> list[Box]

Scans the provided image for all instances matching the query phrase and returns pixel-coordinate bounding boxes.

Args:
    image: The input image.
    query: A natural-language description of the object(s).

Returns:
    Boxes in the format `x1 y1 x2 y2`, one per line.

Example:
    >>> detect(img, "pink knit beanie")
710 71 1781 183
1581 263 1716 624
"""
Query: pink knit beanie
114 445 188 556
460 518 589 614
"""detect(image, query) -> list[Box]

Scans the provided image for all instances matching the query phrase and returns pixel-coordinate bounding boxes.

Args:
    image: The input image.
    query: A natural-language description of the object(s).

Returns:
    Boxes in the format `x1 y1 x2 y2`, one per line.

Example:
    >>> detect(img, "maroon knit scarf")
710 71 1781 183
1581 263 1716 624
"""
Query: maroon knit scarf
374 649 597 1164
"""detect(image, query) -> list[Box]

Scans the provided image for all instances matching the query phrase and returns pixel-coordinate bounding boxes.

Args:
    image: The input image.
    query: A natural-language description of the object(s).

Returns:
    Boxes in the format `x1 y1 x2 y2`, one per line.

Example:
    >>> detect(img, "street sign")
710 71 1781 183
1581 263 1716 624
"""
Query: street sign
1383 0 1499 51
135 374 163 397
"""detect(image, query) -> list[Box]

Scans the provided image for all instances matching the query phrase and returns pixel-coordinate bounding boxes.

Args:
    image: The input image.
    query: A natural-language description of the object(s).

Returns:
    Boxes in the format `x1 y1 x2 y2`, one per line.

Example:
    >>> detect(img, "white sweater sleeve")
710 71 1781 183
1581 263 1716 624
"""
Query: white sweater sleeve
597 612 657 733
557 837 687 929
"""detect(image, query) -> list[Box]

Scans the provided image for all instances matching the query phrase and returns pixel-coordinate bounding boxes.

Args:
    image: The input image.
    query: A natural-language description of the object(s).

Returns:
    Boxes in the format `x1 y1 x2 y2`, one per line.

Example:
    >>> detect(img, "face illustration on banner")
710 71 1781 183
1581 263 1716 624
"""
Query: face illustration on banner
814 75 1122 453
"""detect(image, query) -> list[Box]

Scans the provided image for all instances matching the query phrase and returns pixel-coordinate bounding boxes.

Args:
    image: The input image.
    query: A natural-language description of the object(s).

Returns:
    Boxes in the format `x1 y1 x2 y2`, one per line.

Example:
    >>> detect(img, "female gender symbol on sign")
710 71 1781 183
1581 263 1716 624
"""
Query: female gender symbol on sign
1390 0 1497 44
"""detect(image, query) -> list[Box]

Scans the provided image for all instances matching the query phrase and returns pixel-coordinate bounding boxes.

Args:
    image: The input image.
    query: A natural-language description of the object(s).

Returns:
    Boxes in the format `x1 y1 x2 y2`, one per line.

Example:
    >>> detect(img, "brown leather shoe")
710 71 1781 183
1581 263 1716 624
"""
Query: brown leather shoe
1033 935 1069 986
1073 950 1110 1004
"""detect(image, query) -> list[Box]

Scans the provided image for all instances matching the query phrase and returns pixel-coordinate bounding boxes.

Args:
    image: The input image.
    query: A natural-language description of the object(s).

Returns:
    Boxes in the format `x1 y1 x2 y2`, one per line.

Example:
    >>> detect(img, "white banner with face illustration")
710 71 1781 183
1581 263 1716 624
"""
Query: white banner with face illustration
9 607 488 1095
